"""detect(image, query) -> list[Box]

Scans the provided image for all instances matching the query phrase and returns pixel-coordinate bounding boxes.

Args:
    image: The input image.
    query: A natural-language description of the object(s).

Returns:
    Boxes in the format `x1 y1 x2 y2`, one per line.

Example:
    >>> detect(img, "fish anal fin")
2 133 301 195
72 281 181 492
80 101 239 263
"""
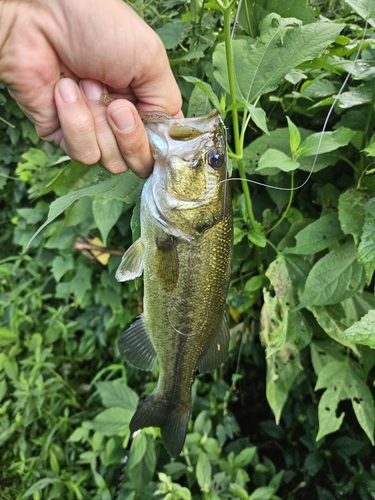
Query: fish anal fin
130 393 190 458
197 315 230 373
118 314 156 371
116 238 144 282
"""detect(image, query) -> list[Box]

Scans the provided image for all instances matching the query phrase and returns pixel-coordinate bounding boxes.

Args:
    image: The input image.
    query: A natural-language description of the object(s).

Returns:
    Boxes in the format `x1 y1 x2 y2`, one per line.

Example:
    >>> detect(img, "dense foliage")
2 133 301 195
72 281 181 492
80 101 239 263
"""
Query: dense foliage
2 0 375 499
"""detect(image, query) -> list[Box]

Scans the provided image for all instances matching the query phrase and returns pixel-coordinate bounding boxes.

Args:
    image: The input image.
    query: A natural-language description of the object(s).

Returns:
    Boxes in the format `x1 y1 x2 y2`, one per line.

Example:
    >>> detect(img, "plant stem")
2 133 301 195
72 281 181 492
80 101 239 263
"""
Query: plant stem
360 83 375 173
266 172 295 234
223 5 257 231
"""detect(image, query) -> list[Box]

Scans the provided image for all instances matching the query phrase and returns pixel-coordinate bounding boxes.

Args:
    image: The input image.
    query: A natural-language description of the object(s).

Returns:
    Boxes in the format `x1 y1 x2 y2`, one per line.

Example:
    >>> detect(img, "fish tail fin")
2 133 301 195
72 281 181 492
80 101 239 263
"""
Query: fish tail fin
129 393 190 458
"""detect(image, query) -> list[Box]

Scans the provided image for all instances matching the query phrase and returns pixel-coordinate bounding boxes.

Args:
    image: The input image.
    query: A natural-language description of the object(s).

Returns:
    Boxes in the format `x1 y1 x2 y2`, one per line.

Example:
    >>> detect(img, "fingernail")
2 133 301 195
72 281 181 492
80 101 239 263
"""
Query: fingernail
57 78 79 103
81 79 102 101
111 106 136 132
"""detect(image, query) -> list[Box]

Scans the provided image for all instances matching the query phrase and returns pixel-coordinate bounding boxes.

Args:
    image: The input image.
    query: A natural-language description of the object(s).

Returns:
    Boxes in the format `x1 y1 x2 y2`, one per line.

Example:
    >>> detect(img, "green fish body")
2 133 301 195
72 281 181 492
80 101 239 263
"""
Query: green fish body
116 110 233 457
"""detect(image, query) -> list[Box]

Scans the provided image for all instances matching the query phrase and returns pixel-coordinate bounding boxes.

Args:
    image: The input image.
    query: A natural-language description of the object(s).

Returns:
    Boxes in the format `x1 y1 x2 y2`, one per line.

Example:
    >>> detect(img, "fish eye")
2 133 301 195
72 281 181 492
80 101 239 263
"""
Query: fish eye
207 150 224 169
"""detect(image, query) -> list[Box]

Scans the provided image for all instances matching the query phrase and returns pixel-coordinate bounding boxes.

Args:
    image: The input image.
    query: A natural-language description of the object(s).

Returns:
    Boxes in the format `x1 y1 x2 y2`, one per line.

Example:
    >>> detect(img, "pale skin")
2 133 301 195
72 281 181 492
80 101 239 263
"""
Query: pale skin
0 0 183 177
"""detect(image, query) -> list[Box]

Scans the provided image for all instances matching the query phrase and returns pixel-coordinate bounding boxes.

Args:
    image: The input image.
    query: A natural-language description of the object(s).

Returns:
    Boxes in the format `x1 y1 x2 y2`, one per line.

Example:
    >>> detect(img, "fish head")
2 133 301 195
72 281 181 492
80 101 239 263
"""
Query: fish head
144 110 229 236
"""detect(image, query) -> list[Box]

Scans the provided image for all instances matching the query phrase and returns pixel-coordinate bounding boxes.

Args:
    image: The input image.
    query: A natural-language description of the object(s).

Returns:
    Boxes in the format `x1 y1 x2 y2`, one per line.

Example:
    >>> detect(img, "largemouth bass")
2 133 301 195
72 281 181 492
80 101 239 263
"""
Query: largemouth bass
116 110 233 458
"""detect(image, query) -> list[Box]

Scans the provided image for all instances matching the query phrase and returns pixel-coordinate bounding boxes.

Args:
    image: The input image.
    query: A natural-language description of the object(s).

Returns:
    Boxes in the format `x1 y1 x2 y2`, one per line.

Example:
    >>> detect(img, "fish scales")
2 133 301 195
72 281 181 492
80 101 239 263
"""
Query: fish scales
116 110 233 457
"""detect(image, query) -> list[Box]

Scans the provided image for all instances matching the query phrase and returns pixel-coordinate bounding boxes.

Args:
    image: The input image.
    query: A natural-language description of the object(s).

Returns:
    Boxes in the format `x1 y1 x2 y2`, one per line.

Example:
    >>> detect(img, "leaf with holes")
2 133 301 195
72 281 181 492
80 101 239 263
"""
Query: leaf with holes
315 360 374 444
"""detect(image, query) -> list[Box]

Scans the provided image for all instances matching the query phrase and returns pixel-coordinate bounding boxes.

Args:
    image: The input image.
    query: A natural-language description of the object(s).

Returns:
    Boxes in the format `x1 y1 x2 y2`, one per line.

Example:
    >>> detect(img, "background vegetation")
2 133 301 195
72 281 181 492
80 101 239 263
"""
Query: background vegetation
1 0 375 498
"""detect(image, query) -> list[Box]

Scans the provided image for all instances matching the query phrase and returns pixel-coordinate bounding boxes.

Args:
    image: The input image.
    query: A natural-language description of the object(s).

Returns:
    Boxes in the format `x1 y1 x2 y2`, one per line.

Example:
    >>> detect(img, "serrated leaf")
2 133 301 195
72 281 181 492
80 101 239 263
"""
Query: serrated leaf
342 310 375 348
300 241 365 306
92 197 123 245
91 407 133 436
257 149 300 173
213 20 342 104
315 361 374 444
285 212 345 255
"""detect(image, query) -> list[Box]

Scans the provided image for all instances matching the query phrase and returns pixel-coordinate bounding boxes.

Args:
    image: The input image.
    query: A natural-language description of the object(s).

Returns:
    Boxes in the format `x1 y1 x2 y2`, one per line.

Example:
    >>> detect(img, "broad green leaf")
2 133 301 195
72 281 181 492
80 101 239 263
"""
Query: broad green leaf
23 478 61 498
51 255 74 282
0 328 18 347
91 407 133 436
92 197 123 245
266 342 302 424
357 197 375 283
229 483 249 500
345 0 375 27
56 266 92 304
213 19 342 104
300 241 366 306
342 310 375 348
127 431 148 470
285 212 345 255
196 451 212 493
297 127 355 158
338 189 367 244
234 447 257 468
183 76 222 113
156 21 189 49
28 170 143 246
96 380 138 411
187 85 212 118
128 434 157 491
309 305 360 354
315 361 375 444
246 103 269 135
286 117 301 154
257 149 300 173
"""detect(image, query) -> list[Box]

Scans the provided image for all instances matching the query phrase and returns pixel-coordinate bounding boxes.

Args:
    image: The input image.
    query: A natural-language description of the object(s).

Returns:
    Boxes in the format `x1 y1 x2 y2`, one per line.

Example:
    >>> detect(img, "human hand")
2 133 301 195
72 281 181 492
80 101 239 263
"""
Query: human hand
0 0 182 177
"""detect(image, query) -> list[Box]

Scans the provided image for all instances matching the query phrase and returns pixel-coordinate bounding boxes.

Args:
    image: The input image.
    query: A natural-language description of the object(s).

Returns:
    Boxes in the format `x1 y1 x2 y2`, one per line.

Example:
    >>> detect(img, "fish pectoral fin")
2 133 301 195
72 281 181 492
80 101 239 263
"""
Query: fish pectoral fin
115 238 145 282
118 314 157 371
130 393 190 458
197 315 230 373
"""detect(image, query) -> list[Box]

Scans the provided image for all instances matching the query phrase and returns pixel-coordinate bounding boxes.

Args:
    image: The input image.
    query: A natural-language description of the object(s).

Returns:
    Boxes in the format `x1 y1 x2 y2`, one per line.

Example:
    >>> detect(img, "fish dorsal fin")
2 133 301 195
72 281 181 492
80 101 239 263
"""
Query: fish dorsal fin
197 315 230 373
115 238 144 282
118 314 157 371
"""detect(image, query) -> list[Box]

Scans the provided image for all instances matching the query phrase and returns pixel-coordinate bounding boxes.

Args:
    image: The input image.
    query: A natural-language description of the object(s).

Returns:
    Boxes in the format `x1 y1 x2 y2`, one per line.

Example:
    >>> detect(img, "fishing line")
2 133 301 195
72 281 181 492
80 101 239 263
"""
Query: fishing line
218 3 368 193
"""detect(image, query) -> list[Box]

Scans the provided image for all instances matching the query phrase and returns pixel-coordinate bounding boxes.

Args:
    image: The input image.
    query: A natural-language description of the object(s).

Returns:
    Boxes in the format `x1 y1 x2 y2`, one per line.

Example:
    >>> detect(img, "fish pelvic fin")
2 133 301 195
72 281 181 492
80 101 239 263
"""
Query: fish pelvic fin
118 314 157 371
130 393 190 458
197 315 230 373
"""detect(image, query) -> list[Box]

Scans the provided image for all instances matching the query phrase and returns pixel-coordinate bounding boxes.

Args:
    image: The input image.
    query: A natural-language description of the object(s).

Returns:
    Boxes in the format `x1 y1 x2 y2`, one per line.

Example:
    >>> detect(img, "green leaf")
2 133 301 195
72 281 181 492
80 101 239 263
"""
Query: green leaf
96 380 138 411
0 328 18 347
229 483 249 500
285 212 345 255
23 479 61 498
286 117 301 154
127 431 148 470
234 447 257 468
156 21 189 49
196 451 212 493
297 127 355 158
51 255 74 282
56 266 92 304
345 0 375 26
309 305 360 354
183 76 222 113
342 310 375 348
357 197 375 283
315 361 375 444
213 19 342 104
187 85 212 117
338 189 367 244
91 407 133 436
92 197 123 245
28 170 143 246
246 104 269 135
257 149 300 173
300 241 366 306
266 343 302 424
